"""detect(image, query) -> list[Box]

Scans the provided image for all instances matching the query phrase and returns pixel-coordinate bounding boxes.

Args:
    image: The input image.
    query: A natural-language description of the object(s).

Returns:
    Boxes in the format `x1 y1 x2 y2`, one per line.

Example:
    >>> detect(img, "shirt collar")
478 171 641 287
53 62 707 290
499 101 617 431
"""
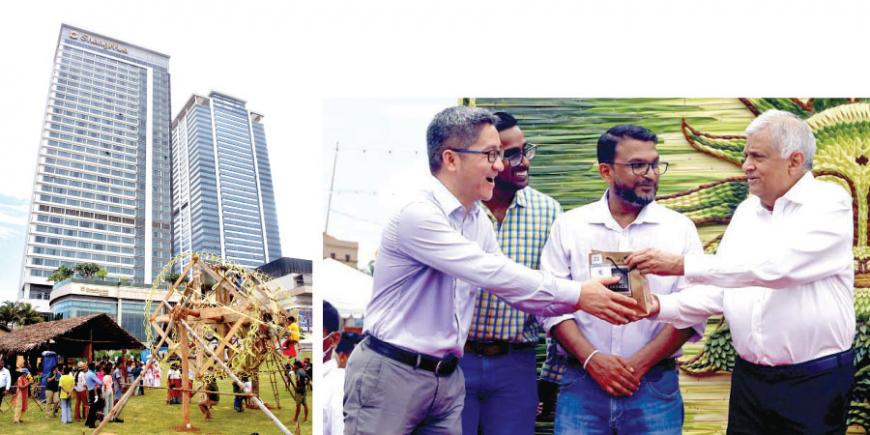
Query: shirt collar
481 187 529 222
427 175 479 218
589 190 666 229
751 171 816 214
780 171 816 205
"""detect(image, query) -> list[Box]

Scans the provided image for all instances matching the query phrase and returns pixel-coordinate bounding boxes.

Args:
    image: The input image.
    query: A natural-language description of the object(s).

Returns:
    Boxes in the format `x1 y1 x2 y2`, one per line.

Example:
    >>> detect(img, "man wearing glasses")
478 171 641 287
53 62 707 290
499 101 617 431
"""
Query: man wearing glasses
627 110 855 433
343 106 641 434
541 125 705 434
459 112 561 435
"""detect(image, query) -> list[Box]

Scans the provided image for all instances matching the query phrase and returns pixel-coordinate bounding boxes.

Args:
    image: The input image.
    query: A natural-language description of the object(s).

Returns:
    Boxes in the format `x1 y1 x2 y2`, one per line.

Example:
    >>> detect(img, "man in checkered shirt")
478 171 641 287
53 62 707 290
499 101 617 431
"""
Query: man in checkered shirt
460 111 563 434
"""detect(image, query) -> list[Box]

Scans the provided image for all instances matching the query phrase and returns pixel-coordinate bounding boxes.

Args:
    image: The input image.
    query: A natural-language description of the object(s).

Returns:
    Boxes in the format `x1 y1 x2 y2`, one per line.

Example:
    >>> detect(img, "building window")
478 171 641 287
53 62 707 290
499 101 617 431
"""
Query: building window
345 254 351 262
330 253 335 259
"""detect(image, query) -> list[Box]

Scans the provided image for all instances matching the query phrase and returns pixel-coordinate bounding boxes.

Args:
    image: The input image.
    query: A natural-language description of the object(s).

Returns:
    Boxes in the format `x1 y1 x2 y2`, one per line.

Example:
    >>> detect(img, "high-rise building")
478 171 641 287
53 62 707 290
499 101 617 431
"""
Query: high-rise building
19 25 172 312
171 92 281 269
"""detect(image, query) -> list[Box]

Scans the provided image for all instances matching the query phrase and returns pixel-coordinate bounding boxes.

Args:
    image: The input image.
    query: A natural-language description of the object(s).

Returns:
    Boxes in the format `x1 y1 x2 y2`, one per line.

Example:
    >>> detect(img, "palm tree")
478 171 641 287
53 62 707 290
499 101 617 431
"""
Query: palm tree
0 301 17 329
0 301 44 329
47 265 74 282
74 262 101 279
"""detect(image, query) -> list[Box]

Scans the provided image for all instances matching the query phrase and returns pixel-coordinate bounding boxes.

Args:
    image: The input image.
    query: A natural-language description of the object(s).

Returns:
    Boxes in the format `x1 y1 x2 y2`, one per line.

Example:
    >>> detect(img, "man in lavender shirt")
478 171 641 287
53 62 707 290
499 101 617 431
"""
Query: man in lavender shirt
343 106 641 434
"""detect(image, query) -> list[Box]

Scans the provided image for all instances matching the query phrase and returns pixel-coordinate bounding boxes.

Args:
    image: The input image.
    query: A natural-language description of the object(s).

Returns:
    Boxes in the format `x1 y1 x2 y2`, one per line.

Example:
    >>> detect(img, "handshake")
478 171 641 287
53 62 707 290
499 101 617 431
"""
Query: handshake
575 248 681 325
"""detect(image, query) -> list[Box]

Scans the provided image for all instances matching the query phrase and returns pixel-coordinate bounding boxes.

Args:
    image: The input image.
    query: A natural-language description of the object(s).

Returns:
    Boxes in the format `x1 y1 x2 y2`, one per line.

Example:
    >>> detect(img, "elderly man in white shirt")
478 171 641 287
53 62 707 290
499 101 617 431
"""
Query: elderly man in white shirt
541 125 705 434
628 109 855 434
344 106 641 435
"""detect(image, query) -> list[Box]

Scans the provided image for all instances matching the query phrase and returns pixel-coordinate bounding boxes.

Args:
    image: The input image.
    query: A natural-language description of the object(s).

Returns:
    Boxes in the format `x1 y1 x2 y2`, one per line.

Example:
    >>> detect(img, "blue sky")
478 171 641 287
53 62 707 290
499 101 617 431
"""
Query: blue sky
0 195 28 301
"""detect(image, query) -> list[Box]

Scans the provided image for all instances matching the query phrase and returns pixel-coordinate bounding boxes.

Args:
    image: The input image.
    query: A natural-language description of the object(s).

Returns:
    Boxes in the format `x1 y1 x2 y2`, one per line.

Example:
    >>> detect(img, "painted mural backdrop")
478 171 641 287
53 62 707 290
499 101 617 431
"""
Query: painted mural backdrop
466 98 870 429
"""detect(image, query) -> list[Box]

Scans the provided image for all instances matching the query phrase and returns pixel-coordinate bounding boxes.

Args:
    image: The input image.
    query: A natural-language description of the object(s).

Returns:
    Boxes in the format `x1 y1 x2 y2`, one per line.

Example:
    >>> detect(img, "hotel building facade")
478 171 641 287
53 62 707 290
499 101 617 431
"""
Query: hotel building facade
19 24 172 312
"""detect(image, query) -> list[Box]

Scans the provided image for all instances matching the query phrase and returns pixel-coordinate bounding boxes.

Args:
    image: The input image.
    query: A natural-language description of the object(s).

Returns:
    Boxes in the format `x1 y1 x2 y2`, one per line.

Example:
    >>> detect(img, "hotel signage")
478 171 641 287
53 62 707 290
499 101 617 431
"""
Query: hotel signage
69 31 128 54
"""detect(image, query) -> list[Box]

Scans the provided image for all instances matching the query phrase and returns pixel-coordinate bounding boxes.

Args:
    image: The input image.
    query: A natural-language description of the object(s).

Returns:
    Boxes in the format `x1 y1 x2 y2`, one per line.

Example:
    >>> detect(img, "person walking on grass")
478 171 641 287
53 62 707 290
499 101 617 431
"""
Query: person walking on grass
74 361 88 421
12 367 30 424
292 360 308 423
45 365 61 418
59 366 74 424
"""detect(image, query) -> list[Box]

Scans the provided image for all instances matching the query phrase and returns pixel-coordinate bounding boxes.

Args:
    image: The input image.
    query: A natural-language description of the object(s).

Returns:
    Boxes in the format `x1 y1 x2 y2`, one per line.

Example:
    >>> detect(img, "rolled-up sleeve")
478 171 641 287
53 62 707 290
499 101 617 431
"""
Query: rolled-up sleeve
396 203 579 316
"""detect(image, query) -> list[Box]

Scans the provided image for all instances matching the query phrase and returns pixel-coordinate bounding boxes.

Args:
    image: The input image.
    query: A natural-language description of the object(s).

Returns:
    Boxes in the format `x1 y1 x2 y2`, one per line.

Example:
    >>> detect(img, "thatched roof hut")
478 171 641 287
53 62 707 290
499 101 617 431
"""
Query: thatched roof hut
0 313 143 356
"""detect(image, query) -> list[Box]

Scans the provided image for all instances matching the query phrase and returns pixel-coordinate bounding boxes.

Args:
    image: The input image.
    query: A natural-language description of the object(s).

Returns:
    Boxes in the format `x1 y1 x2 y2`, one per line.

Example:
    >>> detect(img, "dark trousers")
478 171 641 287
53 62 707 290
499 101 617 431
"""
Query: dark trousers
0 386 5 408
727 349 854 435
84 389 104 427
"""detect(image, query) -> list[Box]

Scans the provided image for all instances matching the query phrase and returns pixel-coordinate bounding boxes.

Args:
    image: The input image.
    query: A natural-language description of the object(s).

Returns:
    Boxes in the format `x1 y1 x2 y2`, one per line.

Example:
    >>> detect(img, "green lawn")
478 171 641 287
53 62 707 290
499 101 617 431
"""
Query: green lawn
0 362 312 435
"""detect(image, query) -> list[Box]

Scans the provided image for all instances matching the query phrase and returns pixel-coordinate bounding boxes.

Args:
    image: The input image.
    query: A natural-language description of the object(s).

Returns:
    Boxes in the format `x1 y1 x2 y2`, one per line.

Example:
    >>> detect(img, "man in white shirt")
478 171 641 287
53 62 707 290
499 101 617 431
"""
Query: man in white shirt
0 359 10 410
628 109 855 433
541 125 705 434
322 300 344 435
344 106 641 434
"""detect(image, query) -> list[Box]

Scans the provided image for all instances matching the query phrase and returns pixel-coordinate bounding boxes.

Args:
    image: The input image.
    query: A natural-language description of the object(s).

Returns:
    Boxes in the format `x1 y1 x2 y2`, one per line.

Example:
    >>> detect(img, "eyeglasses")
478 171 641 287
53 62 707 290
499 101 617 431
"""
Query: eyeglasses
503 143 537 167
449 148 504 163
608 161 669 175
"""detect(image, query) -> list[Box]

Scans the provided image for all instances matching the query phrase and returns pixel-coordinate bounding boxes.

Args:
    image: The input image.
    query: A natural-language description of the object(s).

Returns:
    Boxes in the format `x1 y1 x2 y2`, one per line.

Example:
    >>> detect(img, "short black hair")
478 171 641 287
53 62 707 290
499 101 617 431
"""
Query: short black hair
336 332 362 355
493 111 518 132
288 316 296 323
323 300 340 334
597 125 658 163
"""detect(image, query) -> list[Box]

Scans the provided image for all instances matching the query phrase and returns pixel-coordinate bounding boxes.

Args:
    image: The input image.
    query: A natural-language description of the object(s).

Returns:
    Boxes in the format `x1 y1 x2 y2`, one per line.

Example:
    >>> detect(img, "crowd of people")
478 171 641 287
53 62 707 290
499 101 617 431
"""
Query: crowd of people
1 340 308 429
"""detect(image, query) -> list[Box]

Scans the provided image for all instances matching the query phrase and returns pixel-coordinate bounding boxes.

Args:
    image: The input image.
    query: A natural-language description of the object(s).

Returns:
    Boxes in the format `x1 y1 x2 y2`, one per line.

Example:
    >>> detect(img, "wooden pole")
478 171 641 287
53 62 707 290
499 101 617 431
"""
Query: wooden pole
178 318 291 435
180 316 192 429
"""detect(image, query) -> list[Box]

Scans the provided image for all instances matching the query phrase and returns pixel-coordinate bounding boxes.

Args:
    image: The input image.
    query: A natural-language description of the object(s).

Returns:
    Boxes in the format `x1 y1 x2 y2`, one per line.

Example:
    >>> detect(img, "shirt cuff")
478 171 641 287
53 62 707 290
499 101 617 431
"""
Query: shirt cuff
541 274 581 317
655 293 701 331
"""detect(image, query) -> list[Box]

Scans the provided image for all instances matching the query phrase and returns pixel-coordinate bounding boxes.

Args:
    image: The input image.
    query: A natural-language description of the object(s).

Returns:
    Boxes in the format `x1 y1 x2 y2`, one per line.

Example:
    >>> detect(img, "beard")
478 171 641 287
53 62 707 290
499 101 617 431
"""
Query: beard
613 179 657 207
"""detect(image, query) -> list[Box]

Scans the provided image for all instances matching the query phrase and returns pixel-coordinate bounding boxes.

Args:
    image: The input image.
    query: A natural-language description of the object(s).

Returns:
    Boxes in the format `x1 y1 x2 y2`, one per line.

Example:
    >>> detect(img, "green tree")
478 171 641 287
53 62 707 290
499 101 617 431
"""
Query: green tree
0 301 17 329
96 268 108 279
47 265 74 282
0 301 44 329
74 262 101 279
166 271 181 284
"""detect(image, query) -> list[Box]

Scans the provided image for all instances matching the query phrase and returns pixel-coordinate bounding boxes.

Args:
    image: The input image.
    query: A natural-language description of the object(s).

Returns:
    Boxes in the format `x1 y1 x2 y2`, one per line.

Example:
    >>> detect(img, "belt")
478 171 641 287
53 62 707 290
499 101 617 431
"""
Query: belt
365 335 459 377
736 348 854 381
464 340 536 357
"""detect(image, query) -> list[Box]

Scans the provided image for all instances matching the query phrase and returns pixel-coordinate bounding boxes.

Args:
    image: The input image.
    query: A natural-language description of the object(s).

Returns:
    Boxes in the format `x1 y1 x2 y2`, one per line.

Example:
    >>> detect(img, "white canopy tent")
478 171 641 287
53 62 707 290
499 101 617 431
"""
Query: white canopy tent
319 258 373 319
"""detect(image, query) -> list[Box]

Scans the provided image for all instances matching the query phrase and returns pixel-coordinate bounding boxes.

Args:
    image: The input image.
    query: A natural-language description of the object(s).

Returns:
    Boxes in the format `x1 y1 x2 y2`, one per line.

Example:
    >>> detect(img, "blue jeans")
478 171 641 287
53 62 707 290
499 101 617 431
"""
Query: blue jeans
460 347 538 435
60 398 71 424
555 362 683 434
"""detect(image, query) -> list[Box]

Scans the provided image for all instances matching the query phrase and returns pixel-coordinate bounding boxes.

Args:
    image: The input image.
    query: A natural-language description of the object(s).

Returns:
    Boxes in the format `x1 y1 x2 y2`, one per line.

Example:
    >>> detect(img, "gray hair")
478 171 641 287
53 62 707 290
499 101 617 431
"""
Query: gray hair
744 109 816 170
426 106 498 174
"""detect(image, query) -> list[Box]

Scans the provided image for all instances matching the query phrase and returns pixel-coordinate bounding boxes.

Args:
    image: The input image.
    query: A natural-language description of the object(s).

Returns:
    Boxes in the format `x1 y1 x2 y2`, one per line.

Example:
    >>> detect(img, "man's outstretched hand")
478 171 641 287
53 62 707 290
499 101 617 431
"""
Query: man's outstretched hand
578 276 643 325
625 248 684 276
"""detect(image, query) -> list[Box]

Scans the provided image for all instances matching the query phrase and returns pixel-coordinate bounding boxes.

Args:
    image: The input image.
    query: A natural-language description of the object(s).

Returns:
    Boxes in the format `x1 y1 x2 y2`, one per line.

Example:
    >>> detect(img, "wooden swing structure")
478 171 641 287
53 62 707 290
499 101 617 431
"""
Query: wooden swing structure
93 254 293 435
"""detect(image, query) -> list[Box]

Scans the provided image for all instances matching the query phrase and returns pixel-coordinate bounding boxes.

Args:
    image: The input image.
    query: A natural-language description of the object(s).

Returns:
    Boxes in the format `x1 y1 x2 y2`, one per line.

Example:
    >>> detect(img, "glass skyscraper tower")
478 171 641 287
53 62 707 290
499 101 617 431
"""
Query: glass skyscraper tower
19 25 172 311
171 92 281 269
